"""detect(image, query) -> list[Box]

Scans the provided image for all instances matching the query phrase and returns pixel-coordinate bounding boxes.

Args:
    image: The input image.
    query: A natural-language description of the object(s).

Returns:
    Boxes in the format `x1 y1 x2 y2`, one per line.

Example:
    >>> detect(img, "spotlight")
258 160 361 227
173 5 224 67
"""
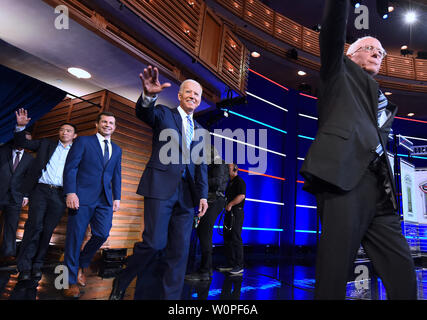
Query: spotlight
388 6 394 12
298 83 312 94
311 24 321 32
376 0 389 19
407 113 415 117
251 51 260 58
384 91 392 96
286 48 298 60
401 45 408 50
400 48 414 56
216 95 247 110
405 11 417 24
298 70 307 76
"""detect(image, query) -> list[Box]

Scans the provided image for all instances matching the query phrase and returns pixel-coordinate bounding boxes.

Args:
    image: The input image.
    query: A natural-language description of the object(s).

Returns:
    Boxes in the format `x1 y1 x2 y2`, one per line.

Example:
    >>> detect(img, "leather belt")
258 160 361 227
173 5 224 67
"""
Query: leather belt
38 183 63 190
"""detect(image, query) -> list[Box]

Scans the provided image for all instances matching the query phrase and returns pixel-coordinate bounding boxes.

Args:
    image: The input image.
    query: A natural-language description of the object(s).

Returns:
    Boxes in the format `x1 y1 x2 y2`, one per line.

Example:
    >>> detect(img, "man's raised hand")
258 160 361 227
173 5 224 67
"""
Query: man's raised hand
15 108 31 127
139 65 171 97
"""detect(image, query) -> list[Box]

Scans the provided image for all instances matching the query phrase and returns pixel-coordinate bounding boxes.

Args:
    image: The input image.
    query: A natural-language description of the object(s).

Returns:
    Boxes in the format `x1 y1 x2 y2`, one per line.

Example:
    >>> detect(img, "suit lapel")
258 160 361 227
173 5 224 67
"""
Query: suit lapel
104 142 118 170
367 75 379 125
172 108 185 152
8 152 14 173
14 152 31 173
91 135 104 164
172 108 183 136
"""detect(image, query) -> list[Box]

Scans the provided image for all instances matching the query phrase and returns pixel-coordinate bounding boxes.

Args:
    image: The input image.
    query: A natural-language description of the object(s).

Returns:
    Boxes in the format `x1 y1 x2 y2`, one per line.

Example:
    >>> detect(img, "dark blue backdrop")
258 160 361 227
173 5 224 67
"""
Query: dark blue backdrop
0 64 66 143
208 69 427 250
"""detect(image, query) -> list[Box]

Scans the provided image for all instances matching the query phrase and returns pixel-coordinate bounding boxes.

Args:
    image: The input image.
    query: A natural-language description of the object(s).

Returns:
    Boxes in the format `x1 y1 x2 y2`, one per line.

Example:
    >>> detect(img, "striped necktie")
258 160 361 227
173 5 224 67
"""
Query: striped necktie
377 90 388 126
12 151 21 172
375 90 389 156
186 115 193 150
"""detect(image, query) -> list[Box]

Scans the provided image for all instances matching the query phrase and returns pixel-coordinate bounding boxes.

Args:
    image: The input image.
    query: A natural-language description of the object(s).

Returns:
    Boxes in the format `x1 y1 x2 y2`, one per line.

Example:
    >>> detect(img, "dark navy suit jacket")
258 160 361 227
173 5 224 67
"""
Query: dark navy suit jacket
0 145 34 204
63 135 122 206
135 95 208 205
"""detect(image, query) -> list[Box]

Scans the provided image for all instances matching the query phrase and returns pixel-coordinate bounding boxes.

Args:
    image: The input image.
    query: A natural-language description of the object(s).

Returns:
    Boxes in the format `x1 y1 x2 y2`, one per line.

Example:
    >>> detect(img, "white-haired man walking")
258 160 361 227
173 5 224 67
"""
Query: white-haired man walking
300 0 417 299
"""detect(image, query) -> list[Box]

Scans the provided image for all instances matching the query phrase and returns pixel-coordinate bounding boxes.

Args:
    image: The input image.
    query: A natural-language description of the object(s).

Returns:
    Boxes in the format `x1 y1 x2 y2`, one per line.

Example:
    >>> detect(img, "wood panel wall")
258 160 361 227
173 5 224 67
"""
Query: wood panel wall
17 90 151 252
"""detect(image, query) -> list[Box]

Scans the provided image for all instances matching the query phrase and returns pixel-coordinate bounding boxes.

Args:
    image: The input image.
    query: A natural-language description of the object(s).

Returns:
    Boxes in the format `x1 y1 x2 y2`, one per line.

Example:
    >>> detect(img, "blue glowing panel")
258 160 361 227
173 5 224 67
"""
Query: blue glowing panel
210 71 288 246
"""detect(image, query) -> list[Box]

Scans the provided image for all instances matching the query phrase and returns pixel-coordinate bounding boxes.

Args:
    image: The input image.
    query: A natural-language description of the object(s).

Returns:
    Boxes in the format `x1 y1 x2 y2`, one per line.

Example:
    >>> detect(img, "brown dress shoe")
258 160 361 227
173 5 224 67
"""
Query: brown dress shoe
77 268 86 287
62 284 80 299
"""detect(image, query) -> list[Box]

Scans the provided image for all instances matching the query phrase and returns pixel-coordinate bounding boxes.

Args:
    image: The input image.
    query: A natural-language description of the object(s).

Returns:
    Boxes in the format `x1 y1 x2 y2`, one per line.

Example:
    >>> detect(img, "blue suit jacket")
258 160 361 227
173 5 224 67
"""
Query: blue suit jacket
63 135 122 206
135 95 208 204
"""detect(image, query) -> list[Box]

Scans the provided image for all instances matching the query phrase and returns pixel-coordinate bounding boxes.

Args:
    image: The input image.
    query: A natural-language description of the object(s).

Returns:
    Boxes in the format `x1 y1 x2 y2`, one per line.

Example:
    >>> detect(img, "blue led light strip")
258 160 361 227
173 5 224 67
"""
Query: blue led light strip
221 109 287 134
298 135 315 140
213 226 284 232
397 154 427 160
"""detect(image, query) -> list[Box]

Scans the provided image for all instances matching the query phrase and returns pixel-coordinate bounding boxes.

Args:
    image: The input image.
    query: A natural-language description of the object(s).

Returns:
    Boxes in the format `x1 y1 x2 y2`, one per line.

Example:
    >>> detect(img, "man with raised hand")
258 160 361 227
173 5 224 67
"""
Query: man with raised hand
109 66 208 300
300 0 417 299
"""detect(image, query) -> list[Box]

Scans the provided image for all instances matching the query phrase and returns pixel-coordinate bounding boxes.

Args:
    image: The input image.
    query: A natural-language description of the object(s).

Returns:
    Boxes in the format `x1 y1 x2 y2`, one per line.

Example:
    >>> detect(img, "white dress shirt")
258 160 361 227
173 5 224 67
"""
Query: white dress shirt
96 132 112 159
12 149 23 164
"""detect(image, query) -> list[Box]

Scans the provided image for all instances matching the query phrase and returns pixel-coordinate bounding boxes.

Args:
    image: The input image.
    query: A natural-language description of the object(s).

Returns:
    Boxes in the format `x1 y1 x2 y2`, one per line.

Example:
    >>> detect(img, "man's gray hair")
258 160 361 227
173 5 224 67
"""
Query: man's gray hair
346 36 383 55
179 79 203 94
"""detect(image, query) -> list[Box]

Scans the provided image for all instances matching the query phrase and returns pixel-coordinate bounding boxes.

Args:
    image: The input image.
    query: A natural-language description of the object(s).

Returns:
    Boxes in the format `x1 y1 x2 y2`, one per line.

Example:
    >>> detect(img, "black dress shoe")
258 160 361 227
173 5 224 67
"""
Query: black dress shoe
18 270 31 281
109 277 125 300
31 269 42 280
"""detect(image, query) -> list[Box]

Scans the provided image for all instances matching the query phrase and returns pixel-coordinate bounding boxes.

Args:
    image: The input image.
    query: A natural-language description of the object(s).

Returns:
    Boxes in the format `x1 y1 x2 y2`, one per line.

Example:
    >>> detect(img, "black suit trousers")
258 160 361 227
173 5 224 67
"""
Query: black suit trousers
0 194 22 257
17 184 66 271
119 177 195 300
223 207 244 269
314 159 417 299
196 196 226 273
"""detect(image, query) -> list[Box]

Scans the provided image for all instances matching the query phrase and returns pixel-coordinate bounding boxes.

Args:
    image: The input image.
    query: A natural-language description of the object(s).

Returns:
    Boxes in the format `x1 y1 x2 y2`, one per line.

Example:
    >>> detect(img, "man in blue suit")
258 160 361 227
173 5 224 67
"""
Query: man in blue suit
109 66 208 300
63 112 122 298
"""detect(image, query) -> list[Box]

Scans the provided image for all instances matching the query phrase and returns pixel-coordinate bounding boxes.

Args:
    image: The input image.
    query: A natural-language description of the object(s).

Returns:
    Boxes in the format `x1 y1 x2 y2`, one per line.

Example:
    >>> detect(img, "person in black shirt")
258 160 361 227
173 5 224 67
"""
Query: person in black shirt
185 146 229 281
220 163 246 275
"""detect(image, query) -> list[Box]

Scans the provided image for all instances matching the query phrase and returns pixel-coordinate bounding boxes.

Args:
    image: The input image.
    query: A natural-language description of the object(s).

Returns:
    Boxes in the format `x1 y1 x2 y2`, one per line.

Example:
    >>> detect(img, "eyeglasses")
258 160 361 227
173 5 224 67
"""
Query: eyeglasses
354 45 387 59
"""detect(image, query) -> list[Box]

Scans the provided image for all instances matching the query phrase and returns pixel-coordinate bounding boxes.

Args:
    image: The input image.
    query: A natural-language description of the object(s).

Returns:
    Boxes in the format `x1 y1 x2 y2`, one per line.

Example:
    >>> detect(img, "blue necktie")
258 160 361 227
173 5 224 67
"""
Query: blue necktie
182 115 193 178
103 139 109 166
186 115 193 150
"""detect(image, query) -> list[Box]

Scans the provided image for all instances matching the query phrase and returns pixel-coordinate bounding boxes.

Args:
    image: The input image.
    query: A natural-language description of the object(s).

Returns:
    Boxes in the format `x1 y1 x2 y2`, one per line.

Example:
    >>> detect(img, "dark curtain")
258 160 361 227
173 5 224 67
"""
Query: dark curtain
0 64 66 143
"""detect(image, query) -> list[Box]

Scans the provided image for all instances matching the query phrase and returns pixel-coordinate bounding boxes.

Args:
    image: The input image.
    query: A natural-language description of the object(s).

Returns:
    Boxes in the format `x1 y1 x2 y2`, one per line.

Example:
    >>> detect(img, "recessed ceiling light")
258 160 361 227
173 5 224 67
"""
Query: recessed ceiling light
68 67 91 79
407 112 415 117
298 70 307 76
251 51 260 58
384 91 392 96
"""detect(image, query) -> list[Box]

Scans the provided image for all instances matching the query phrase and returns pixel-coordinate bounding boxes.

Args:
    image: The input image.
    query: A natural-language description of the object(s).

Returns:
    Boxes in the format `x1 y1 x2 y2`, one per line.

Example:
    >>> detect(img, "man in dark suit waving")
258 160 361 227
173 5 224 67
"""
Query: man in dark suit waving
300 0 417 299
110 66 208 300
0 139 34 263
63 112 122 298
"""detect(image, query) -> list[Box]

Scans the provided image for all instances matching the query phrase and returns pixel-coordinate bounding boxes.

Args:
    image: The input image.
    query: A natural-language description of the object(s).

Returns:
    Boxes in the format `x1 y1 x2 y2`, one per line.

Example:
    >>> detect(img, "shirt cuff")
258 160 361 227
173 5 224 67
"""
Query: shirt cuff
141 92 158 107
15 126 25 132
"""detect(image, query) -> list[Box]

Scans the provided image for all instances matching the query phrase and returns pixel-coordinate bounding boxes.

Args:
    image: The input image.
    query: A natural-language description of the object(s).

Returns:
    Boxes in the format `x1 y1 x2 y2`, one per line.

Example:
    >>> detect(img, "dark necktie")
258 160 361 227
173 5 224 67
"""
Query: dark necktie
13 151 21 172
103 140 109 166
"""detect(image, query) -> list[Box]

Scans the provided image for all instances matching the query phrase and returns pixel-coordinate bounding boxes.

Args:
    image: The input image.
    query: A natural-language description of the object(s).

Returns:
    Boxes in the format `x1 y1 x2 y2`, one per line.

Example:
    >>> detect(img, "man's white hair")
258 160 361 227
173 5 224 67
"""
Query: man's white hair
179 79 203 94
346 36 383 55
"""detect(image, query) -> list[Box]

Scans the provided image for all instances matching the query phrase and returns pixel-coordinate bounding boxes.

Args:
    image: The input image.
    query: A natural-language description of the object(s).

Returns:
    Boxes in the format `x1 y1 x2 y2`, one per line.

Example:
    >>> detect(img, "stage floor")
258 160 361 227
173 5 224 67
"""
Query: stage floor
0 259 425 300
